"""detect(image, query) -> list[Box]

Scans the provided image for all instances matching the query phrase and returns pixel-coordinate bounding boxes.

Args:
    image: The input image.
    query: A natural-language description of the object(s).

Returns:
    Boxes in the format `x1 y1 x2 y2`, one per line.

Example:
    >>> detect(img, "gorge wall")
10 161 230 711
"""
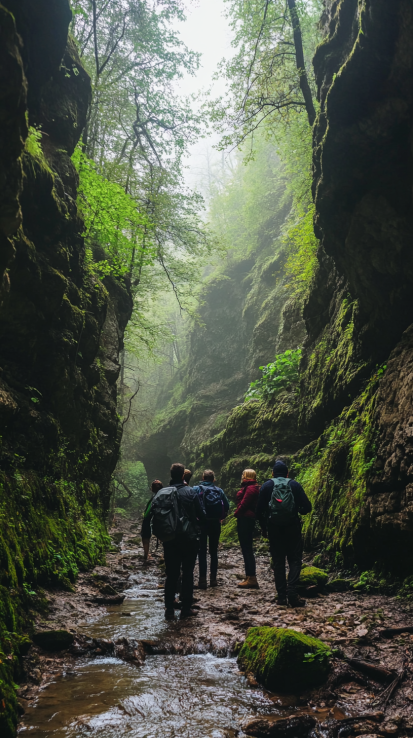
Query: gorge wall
140 0 413 576
0 2 131 733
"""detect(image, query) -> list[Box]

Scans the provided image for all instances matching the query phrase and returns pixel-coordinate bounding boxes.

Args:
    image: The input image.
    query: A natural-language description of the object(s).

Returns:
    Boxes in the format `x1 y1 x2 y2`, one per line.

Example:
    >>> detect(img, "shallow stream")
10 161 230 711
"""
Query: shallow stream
19 572 281 737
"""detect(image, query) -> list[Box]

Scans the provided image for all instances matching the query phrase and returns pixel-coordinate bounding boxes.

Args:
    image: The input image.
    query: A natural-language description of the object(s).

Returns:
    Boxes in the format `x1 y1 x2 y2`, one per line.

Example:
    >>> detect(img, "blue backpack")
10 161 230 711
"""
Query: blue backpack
199 485 225 520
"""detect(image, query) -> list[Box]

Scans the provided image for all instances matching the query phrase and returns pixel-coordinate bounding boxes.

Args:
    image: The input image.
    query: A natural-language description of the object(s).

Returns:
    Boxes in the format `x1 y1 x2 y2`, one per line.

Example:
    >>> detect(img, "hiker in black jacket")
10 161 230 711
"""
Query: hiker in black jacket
256 459 312 608
162 462 207 620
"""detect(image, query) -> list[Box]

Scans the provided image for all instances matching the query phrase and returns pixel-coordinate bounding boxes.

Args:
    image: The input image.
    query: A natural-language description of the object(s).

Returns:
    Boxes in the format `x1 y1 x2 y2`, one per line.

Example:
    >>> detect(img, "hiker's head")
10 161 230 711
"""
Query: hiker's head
273 460 288 478
203 469 215 482
242 468 256 482
183 469 192 483
151 479 163 493
170 462 185 482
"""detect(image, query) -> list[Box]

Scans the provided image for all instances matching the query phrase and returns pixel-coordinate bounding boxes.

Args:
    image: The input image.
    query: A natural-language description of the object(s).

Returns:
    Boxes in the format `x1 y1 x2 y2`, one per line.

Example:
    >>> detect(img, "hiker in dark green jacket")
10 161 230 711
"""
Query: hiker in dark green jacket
257 460 311 607
141 479 163 561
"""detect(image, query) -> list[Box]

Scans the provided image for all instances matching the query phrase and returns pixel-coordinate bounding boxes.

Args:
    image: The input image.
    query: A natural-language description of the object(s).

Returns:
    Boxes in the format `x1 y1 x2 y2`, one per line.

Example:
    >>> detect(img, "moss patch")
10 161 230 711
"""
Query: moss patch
0 470 110 737
298 567 328 588
291 366 382 567
220 513 239 546
238 627 331 692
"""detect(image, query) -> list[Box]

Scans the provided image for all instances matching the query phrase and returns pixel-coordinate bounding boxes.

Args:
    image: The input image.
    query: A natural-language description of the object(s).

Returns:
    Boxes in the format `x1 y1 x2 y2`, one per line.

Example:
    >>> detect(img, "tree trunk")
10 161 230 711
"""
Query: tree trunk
287 0 316 127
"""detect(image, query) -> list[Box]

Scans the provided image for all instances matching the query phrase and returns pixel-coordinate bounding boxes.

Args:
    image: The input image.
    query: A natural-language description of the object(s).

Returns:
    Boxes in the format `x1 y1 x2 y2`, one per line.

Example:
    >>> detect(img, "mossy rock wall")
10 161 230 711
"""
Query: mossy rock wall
0 2 132 734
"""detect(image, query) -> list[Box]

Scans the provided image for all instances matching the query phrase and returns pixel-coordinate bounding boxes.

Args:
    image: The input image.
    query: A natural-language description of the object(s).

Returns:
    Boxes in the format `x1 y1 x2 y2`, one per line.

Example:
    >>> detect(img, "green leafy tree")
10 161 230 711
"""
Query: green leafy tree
210 0 322 149
113 460 149 512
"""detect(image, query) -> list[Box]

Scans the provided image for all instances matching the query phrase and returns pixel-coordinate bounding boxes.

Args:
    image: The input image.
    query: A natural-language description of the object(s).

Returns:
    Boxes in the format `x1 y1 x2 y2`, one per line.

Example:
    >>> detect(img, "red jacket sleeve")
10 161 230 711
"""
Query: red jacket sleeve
234 485 259 517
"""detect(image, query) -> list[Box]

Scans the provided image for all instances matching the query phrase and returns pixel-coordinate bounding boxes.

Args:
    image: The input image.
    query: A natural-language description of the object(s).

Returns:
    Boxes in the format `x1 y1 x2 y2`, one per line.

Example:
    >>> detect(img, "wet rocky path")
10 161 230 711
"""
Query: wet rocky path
17 516 413 737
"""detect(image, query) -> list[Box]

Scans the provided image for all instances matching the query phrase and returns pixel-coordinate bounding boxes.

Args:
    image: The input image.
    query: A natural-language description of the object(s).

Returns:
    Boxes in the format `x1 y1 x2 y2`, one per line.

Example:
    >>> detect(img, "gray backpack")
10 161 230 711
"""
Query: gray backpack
150 486 181 542
268 478 296 525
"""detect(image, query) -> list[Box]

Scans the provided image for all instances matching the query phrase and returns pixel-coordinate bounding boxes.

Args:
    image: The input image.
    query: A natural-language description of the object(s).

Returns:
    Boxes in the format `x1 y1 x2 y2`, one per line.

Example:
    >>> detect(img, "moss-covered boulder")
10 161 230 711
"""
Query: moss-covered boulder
32 630 74 652
237 627 331 692
327 578 351 592
298 567 328 589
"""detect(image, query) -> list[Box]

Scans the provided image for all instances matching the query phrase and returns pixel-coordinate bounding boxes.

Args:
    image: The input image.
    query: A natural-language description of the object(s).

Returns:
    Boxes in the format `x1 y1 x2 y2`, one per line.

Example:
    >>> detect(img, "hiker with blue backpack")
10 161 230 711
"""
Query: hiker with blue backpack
193 469 230 589
150 462 207 620
256 459 312 608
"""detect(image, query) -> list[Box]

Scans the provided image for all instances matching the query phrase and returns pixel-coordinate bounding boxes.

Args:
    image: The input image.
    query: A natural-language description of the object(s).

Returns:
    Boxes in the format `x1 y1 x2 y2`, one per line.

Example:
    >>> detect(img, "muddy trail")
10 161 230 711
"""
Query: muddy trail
17 515 413 737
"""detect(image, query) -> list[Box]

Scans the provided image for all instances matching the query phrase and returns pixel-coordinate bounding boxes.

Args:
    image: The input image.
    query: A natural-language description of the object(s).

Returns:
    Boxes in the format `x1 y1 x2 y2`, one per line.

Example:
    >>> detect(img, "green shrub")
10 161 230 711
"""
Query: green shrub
246 348 301 401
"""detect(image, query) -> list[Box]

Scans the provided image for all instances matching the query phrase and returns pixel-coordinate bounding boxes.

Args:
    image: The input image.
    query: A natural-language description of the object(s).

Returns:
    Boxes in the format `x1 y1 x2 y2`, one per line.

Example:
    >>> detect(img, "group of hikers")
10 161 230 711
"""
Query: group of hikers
141 460 312 620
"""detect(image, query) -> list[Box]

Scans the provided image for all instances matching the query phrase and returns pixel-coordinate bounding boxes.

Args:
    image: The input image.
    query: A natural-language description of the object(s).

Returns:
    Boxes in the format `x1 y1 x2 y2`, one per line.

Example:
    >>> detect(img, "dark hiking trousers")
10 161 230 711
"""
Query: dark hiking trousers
199 519 221 579
163 537 199 610
237 517 256 577
268 521 303 599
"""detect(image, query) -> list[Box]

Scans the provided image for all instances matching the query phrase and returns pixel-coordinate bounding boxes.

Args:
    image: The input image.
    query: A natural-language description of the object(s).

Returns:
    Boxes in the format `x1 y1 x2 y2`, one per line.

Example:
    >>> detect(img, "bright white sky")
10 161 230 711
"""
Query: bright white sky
177 0 230 96
173 0 232 190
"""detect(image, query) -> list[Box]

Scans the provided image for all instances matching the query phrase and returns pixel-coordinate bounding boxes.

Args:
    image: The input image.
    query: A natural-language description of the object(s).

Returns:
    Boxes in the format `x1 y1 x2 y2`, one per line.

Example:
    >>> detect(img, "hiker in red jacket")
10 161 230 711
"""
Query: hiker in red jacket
234 469 260 589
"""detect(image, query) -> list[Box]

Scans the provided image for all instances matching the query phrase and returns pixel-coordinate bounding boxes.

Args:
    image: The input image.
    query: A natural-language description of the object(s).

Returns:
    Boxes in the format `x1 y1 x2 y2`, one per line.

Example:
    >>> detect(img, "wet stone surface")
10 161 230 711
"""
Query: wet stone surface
17 516 413 737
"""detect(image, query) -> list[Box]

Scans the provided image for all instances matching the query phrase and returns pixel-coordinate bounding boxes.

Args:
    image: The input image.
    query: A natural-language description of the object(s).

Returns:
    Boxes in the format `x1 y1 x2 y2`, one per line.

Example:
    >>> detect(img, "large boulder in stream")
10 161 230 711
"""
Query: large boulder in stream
237 627 331 692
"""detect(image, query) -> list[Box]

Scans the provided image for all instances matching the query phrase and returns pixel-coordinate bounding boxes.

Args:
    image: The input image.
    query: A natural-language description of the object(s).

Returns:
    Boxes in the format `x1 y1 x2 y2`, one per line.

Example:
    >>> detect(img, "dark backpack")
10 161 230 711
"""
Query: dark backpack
150 486 181 542
268 478 296 525
199 485 224 520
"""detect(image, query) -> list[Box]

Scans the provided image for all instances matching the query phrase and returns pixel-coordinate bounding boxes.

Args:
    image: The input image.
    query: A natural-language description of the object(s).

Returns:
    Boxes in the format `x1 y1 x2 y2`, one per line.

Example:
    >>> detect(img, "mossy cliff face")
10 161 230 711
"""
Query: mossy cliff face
303 0 413 433
0 2 132 733
185 0 413 575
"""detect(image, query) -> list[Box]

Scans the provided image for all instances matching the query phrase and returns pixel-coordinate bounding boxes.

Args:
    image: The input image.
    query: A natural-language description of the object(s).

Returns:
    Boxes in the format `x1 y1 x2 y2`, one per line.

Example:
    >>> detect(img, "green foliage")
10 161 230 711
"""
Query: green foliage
246 348 301 400
353 570 385 593
24 126 42 159
210 0 322 148
114 461 149 513
73 148 153 278
71 1 216 318
303 646 332 663
207 135 287 258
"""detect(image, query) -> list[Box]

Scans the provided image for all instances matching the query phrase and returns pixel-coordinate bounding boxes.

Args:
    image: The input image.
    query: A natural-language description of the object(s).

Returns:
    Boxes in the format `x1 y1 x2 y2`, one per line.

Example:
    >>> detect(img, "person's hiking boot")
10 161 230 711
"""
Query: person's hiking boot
179 608 198 620
238 576 259 589
276 595 288 606
198 577 207 590
210 577 218 587
165 608 175 620
288 595 306 608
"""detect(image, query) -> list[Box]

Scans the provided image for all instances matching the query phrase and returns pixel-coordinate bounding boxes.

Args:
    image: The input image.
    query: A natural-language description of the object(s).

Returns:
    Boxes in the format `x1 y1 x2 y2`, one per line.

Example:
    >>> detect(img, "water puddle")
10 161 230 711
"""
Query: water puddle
20 653 277 737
